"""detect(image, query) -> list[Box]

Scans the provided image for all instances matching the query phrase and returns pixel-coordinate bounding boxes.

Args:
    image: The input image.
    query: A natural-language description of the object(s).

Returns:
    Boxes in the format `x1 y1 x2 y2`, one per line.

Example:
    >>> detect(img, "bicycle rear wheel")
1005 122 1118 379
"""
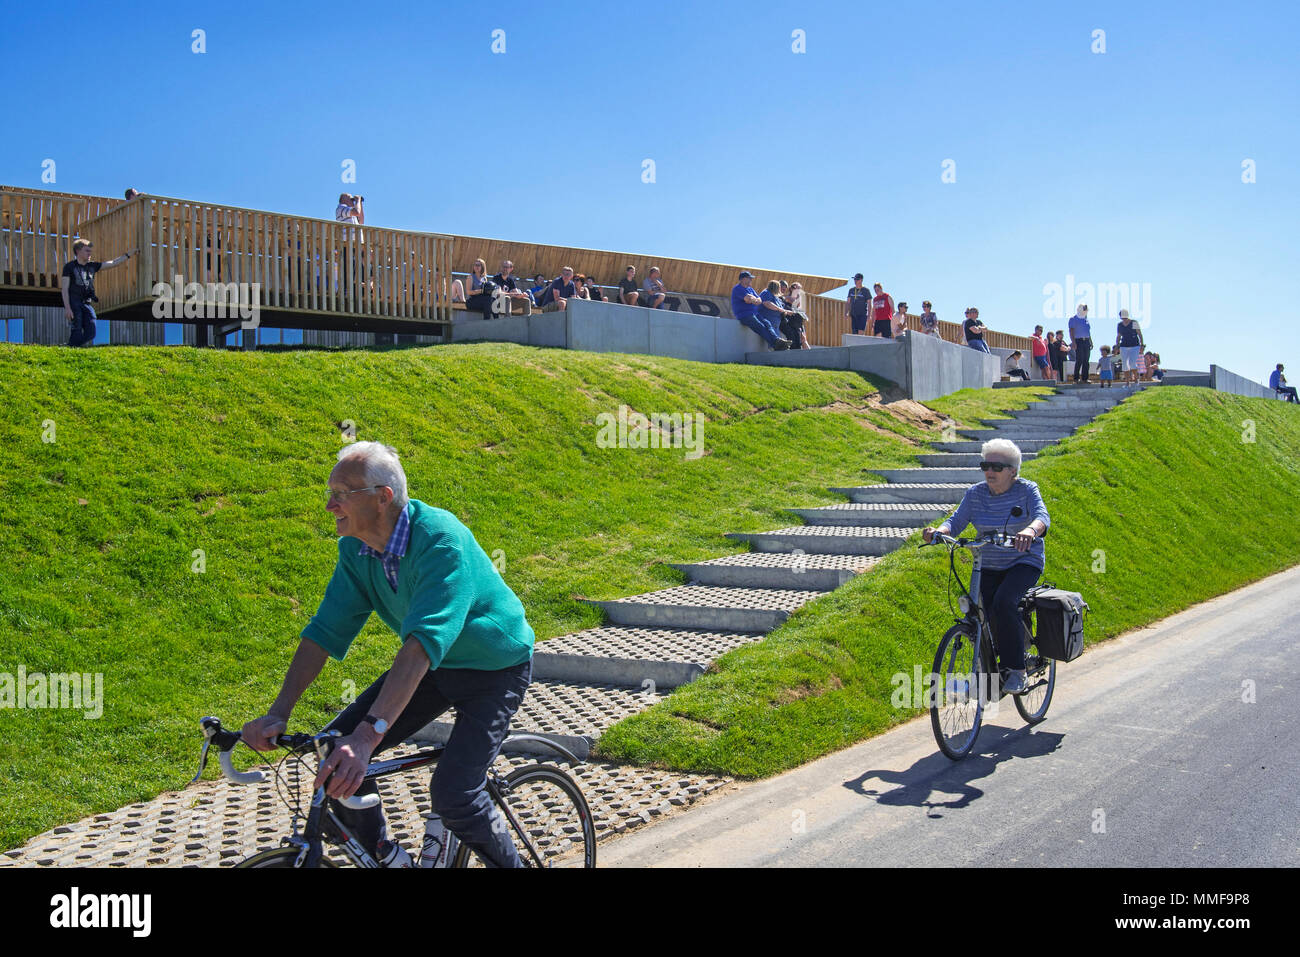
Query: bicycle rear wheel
453 763 596 868
930 624 985 761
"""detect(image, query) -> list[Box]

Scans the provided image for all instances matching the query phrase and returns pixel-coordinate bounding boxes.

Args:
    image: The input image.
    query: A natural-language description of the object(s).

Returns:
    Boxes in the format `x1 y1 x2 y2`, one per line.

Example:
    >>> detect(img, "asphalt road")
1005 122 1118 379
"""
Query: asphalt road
603 565 1300 867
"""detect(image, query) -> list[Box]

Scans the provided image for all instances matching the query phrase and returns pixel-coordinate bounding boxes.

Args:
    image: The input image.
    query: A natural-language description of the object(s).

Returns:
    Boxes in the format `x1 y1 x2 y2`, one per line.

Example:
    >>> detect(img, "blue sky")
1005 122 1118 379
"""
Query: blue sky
4 0 1297 377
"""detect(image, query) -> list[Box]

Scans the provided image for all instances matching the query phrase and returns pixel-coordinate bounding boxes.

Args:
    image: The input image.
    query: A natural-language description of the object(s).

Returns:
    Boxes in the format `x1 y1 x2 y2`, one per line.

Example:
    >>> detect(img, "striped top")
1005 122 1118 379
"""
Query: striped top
938 477 1051 571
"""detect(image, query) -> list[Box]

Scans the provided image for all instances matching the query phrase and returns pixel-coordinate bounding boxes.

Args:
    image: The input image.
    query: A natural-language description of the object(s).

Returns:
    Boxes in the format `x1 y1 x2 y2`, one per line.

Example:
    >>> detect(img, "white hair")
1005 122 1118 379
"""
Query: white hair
981 438 1022 473
336 441 408 509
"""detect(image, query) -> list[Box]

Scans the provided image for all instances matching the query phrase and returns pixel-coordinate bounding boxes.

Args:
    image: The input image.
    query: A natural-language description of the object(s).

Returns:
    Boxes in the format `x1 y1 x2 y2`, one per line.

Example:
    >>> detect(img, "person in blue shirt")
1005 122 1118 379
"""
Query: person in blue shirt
923 439 1051 694
1271 364 1299 403
731 270 790 350
1068 305 1093 383
242 442 535 867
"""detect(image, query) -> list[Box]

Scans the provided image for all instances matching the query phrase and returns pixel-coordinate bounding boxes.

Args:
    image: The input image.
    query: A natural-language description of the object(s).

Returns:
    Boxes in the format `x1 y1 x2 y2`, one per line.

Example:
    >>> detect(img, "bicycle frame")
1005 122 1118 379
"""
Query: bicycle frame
927 533 1036 701
194 717 584 868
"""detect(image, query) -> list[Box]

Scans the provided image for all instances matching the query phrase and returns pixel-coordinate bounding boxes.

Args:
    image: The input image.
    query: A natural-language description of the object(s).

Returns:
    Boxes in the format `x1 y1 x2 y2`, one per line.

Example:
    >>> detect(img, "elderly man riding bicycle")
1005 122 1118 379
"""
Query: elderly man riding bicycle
242 441 535 867
922 439 1050 694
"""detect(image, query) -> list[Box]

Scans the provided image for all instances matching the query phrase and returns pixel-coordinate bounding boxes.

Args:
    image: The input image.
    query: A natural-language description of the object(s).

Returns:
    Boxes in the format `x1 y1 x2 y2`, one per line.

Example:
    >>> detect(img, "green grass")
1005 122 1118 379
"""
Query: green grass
0 341 957 850
597 387 1300 776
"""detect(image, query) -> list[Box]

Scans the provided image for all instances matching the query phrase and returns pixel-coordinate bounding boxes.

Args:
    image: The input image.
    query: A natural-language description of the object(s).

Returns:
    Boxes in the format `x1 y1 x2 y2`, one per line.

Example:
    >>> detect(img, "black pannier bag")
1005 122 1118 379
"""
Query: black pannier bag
1019 586 1089 662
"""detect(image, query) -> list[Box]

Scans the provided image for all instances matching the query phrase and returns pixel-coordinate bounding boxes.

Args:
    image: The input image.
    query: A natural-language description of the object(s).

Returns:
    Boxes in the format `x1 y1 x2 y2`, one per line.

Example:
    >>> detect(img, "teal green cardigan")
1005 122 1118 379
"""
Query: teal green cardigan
301 500 534 671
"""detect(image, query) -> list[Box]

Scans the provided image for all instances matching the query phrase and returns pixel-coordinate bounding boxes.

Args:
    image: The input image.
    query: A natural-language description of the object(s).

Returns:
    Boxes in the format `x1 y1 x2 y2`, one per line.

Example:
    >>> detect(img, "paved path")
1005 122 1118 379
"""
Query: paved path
602 565 1300 867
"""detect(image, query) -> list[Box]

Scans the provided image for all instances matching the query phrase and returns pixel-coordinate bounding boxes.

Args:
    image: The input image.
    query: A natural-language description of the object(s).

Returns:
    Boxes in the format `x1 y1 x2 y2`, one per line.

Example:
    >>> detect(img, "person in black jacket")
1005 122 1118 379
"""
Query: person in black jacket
490 260 532 315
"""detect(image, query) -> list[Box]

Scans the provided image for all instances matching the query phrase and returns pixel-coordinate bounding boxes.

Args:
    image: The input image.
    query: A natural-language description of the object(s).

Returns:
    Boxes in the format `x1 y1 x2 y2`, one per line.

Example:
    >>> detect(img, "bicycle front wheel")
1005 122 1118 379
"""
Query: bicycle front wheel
233 847 338 868
453 763 596 868
930 624 985 761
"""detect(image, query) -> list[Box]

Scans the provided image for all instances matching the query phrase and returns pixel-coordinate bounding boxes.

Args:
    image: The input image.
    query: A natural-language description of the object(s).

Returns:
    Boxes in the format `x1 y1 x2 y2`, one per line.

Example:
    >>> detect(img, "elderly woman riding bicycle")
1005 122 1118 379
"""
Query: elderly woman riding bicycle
922 439 1051 694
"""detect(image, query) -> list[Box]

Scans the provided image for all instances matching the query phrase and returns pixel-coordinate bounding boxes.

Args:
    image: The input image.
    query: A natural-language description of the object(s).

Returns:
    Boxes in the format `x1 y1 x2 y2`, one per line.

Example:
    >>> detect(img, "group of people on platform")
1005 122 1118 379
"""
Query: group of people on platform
1020 308 1162 385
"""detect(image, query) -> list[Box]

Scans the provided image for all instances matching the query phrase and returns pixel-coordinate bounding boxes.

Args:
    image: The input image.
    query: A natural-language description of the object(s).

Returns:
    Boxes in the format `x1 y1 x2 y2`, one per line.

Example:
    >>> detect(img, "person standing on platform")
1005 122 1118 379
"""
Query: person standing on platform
61 238 136 347
845 273 871 334
1030 325 1050 379
919 301 940 338
1069 304 1093 383
871 283 895 338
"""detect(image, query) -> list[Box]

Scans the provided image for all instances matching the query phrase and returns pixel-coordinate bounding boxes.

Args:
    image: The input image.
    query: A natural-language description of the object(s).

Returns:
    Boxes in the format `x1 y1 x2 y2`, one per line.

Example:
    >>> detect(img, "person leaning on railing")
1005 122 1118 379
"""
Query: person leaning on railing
922 439 1051 694
61 238 137 348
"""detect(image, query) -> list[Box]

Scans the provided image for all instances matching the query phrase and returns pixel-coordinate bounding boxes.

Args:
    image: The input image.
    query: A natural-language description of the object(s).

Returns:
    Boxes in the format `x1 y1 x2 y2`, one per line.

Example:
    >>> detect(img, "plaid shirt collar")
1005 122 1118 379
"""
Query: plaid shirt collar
357 504 410 592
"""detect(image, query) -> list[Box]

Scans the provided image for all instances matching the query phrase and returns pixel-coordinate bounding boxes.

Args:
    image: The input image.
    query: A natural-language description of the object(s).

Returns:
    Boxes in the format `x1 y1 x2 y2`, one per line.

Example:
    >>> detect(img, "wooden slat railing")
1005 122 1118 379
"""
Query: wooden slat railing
0 188 123 292
77 195 456 323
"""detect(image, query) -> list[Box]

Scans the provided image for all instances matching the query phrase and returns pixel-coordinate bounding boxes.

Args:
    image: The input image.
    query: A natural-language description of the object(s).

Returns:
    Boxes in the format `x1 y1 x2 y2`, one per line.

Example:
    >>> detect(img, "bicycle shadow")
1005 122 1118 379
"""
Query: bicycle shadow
843 724 1065 819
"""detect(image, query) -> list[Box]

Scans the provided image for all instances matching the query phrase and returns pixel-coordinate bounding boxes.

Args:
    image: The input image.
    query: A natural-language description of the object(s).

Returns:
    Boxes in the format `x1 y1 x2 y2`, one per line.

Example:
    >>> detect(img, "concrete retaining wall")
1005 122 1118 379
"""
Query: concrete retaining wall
446 298 767 361
1210 365 1277 399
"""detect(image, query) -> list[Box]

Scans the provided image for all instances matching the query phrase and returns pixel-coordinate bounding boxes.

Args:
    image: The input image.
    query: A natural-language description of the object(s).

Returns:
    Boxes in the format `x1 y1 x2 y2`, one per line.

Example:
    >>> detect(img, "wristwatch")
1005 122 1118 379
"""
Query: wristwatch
362 714 389 735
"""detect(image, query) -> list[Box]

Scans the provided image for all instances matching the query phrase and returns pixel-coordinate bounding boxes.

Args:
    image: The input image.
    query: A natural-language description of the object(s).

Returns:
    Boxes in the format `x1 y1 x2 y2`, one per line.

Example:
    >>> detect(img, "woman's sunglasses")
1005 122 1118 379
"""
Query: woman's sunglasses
979 461 1011 472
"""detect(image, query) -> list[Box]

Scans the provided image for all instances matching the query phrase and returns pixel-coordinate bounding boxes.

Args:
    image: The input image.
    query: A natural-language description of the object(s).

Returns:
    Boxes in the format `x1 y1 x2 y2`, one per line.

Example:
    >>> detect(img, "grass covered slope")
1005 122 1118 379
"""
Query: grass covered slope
598 387 1300 776
0 342 1064 850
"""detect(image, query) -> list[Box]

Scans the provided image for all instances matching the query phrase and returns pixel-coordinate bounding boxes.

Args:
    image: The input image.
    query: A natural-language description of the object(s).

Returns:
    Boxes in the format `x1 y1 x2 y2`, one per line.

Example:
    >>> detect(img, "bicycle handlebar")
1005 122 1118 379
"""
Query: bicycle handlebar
920 530 1020 550
194 716 380 810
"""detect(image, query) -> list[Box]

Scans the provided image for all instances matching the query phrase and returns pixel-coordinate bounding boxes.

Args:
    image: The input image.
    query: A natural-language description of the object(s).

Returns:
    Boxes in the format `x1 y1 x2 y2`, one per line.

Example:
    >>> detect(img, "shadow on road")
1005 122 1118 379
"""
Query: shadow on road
843 724 1065 818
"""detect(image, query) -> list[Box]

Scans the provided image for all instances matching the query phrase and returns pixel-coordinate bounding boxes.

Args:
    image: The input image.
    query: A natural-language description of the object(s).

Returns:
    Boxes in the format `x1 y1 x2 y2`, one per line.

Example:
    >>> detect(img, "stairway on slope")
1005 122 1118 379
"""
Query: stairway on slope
414 386 1132 759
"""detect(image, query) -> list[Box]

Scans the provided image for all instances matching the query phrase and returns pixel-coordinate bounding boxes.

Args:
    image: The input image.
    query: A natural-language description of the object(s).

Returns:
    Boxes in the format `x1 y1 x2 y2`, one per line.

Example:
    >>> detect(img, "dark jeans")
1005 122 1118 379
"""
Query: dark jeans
326 656 532 867
1072 337 1093 382
738 312 783 347
978 562 1041 671
1278 387 1299 404
1008 369 1030 380
68 301 97 347
968 339 991 354
780 311 806 348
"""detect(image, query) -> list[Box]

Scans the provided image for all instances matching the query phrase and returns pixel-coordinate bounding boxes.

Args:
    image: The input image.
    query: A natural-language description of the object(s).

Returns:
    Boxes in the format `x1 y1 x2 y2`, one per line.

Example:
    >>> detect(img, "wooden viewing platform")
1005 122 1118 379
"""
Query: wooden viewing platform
1 185 1031 351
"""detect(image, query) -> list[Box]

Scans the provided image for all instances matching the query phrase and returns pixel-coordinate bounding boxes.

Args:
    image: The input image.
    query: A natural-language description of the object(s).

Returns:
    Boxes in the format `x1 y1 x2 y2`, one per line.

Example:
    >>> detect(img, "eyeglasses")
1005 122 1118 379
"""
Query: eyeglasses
325 485 384 503
979 462 1011 472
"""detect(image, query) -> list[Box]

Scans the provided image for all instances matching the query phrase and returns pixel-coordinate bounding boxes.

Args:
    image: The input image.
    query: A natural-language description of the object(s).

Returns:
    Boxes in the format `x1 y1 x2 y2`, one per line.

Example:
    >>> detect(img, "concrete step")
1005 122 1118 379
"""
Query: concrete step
959 427 1073 441
727 525 915 556
413 678 669 759
787 502 951 527
931 439 1059 453
830 483 968 504
1016 401 1116 414
674 552 879 590
872 467 984 484
584 584 821 633
979 415 1091 429
1010 406 1110 419
534 625 765 689
917 452 1037 468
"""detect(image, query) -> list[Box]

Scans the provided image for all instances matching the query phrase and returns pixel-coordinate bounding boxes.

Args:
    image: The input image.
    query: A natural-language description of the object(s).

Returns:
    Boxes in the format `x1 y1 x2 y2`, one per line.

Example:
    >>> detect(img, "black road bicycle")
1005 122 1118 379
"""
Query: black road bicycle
920 531 1056 760
191 716 596 867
